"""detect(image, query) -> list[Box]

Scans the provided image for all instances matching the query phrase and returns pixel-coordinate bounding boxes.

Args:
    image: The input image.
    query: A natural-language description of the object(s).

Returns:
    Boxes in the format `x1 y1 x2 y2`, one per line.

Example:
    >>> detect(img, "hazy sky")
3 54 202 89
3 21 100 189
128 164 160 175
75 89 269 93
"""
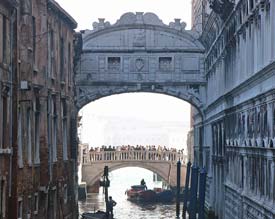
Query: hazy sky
55 0 192 30
55 0 192 147
79 93 191 147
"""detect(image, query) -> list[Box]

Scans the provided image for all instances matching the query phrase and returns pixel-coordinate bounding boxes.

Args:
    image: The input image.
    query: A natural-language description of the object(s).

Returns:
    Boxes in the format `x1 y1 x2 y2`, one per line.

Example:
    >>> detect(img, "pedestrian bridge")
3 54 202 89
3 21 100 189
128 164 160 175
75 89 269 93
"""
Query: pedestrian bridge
81 148 187 192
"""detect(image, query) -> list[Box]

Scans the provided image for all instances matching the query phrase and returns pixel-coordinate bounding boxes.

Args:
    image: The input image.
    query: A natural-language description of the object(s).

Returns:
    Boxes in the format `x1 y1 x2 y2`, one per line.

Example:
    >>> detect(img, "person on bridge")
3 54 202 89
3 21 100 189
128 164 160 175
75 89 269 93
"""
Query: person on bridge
107 196 117 219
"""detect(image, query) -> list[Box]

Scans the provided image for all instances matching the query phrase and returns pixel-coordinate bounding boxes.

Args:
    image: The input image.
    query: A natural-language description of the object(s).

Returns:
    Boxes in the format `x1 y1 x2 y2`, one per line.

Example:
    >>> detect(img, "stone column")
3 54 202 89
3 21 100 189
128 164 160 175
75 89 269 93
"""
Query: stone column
271 1 275 61
267 103 273 142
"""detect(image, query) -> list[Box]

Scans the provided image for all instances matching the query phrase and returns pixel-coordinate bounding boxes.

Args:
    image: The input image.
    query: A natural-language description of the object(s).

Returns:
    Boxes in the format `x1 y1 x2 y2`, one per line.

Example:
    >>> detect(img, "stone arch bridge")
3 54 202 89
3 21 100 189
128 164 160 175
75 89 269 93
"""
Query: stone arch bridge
81 149 187 192
74 12 206 114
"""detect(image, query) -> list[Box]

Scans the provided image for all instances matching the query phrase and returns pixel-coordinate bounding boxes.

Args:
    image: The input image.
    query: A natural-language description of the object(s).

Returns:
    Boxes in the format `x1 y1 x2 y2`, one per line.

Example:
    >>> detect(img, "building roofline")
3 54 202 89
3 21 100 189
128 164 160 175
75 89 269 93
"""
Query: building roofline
48 0 77 29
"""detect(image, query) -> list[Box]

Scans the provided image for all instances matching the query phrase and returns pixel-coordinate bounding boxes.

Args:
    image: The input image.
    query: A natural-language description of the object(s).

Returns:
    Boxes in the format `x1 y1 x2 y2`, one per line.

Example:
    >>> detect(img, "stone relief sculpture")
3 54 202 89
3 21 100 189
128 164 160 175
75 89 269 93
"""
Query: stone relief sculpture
135 58 145 71
133 30 146 47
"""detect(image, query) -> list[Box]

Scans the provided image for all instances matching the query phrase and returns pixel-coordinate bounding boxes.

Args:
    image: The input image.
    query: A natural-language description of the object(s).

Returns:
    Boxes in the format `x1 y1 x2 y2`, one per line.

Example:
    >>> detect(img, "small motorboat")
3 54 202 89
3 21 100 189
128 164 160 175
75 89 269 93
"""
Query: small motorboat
126 185 146 201
137 189 157 202
155 189 174 203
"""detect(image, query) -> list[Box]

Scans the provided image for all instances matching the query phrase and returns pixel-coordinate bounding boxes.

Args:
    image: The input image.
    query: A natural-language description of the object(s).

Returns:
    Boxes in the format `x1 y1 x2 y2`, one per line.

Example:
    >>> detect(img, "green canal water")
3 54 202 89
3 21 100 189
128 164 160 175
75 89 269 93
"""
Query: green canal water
79 167 211 219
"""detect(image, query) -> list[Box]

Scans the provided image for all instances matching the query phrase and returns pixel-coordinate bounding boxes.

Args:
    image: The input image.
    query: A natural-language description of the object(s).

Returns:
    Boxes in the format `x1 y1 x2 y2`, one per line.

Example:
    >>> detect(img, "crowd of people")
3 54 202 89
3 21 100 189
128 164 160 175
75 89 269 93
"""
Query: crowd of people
88 145 184 153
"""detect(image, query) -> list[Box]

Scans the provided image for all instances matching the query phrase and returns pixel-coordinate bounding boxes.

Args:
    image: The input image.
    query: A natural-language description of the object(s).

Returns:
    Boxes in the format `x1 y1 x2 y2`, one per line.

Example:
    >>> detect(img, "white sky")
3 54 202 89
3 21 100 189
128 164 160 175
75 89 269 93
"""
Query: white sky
55 0 192 147
79 93 191 148
55 0 192 30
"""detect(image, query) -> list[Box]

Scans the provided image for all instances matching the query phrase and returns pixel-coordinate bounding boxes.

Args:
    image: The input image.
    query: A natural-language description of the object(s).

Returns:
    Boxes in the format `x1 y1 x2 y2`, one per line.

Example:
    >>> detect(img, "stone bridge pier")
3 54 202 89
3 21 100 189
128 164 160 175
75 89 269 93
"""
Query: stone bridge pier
81 149 187 193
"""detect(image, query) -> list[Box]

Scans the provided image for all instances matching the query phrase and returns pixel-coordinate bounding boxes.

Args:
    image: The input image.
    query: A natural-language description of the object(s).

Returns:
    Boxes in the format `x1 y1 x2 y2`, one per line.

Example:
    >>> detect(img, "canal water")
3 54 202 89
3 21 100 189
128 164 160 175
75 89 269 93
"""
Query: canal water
79 167 179 218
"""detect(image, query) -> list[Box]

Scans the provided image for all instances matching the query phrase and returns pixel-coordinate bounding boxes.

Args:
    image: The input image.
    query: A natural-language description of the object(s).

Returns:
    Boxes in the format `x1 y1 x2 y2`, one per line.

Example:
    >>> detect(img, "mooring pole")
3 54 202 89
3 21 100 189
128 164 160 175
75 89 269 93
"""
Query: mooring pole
182 161 191 218
176 160 181 218
104 166 109 214
189 165 199 219
198 168 207 219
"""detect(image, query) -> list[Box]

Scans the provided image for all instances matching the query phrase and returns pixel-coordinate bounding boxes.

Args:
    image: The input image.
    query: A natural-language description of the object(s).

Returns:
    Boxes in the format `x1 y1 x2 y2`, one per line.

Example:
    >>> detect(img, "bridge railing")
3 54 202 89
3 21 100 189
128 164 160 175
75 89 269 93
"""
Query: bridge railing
82 150 186 164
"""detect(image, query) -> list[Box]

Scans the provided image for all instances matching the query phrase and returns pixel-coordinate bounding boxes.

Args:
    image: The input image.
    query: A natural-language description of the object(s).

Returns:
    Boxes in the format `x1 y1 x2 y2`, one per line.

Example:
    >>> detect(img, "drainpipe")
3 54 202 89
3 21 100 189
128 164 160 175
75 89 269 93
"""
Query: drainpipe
8 6 16 197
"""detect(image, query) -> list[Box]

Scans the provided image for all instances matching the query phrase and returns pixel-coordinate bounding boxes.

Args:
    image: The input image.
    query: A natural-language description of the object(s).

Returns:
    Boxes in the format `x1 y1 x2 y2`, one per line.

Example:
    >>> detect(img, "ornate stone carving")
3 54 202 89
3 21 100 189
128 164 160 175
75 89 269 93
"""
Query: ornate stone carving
169 19 186 31
115 12 164 26
208 0 234 20
133 30 146 47
135 58 145 71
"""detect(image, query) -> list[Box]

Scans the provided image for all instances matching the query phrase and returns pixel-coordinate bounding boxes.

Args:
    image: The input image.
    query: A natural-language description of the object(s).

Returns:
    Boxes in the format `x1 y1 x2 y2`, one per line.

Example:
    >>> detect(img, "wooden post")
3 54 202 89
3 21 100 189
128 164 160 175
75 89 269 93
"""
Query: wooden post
176 160 181 218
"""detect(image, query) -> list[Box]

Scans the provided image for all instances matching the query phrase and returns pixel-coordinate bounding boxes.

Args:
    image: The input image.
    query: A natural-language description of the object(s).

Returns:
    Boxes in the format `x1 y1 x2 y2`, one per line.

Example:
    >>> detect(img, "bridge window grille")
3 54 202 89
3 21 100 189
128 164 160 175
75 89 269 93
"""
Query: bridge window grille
159 57 172 72
108 57 121 71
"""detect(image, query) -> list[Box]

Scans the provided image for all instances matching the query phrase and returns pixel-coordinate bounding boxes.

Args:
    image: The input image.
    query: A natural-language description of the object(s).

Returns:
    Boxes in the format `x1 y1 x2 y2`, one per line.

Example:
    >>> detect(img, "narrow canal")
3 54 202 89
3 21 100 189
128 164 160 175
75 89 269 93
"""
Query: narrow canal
79 167 178 218
79 167 213 219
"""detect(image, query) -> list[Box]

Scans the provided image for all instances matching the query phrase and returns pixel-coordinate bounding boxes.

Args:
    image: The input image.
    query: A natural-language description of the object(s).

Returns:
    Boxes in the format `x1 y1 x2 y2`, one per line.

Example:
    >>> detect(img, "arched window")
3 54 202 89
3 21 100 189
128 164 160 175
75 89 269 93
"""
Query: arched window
270 140 273 148
257 111 261 134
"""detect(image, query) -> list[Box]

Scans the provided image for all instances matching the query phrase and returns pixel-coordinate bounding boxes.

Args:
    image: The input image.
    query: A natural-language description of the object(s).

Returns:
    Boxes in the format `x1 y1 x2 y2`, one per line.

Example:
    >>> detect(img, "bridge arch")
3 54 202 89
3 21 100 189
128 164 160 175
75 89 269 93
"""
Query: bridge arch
86 163 172 189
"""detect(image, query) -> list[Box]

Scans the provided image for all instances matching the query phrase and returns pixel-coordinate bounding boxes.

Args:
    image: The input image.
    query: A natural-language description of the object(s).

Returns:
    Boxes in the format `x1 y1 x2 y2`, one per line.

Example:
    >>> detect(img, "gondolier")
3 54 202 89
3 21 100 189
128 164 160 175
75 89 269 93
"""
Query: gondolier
107 196 117 219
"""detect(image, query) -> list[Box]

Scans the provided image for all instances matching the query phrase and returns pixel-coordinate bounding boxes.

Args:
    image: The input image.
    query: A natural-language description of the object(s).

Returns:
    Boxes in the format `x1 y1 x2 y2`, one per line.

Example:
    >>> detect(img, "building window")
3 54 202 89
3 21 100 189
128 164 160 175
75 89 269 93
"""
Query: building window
108 57 121 71
62 99 68 160
27 196 31 218
34 193 38 215
1 94 8 149
68 43 71 85
0 179 6 218
63 184 68 204
52 97 57 162
34 97 40 164
60 37 65 81
27 108 32 165
18 108 23 168
159 57 172 72
48 30 54 78
2 15 7 63
47 190 57 219
32 16 36 63
17 198 23 219
47 96 52 164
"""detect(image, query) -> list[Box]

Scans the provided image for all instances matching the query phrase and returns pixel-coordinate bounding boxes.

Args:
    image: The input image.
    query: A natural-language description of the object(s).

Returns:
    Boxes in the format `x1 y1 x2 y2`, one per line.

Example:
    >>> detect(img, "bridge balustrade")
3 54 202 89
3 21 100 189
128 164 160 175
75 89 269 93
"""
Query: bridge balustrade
82 149 186 164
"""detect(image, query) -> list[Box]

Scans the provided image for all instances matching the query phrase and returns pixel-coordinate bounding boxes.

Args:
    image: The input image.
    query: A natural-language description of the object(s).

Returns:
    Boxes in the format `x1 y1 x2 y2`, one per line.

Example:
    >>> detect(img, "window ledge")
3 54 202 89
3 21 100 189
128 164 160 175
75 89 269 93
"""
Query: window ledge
0 148 12 155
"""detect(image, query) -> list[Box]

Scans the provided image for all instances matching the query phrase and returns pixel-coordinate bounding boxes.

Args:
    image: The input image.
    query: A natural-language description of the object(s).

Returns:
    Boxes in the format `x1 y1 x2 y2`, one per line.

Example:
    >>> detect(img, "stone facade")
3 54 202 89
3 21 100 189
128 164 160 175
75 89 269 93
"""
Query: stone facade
0 1 17 218
192 0 275 218
0 0 78 218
